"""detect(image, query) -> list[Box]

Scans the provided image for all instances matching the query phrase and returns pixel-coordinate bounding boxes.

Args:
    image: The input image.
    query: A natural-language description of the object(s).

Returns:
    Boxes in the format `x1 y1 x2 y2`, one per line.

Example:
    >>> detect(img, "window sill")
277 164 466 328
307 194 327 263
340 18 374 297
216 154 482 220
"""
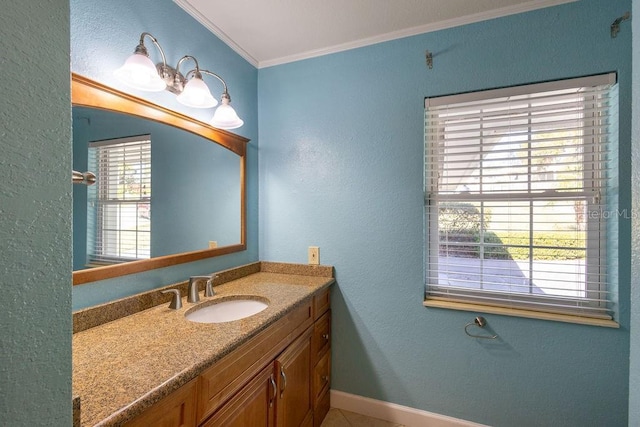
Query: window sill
423 299 619 328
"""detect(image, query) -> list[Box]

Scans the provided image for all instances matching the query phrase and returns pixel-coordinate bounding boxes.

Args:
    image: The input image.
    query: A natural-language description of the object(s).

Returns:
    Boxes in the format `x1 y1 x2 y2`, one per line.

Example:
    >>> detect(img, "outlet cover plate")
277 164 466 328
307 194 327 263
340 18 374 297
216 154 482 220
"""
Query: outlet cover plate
308 246 319 265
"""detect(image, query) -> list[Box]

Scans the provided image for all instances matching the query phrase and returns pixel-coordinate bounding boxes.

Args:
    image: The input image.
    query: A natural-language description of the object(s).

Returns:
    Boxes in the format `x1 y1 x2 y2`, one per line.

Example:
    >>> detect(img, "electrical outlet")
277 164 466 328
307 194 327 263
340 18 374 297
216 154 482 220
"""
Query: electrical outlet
308 246 320 265
208 241 218 249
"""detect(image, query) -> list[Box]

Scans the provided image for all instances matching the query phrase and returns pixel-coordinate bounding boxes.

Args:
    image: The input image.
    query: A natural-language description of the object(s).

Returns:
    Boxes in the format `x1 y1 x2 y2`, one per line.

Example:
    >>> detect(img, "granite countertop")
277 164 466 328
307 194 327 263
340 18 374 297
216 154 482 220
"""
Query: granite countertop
72 264 334 426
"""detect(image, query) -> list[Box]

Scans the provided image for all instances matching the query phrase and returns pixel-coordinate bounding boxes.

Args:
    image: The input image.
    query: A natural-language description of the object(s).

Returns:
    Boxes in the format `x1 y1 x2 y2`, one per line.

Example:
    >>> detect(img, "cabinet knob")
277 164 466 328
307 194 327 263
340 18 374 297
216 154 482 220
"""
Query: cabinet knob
322 333 330 340
322 375 329 383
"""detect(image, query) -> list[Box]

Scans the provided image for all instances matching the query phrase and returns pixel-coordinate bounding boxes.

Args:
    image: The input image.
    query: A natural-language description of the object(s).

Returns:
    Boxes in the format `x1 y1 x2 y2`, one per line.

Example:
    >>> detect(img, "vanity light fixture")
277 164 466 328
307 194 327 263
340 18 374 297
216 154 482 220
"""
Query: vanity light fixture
114 32 244 129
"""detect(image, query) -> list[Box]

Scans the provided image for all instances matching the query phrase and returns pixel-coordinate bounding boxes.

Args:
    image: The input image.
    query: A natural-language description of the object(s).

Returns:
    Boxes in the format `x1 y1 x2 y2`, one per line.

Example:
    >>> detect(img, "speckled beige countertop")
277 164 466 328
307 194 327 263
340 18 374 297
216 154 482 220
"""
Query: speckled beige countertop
72 262 334 426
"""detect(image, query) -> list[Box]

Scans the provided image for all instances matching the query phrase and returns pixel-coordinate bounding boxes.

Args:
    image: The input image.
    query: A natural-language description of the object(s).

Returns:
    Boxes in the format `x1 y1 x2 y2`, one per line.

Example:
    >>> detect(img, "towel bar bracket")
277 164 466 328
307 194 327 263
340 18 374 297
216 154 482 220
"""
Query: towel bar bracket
464 316 498 340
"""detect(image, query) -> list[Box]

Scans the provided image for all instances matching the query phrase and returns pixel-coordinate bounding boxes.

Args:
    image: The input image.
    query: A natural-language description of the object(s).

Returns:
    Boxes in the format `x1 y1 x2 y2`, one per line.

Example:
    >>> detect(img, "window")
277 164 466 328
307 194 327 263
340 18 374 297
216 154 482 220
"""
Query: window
87 135 151 265
424 74 618 321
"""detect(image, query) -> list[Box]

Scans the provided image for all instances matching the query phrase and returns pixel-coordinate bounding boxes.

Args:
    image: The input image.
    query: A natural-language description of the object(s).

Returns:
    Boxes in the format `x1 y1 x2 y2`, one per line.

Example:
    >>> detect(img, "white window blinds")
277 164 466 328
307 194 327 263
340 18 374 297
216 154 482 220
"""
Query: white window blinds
424 73 617 319
87 135 151 265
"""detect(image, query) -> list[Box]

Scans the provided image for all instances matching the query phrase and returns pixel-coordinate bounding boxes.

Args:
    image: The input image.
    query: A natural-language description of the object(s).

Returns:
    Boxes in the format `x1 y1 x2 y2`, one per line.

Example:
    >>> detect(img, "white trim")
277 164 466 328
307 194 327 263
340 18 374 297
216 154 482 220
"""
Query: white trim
174 0 576 69
172 0 260 67
260 0 576 68
330 390 489 427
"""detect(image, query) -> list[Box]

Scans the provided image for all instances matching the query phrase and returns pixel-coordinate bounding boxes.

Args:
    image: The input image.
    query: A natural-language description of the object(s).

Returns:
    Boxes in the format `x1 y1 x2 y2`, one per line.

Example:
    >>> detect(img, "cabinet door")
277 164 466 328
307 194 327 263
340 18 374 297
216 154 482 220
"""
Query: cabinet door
123 378 197 427
276 328 313 427
201 364 276 427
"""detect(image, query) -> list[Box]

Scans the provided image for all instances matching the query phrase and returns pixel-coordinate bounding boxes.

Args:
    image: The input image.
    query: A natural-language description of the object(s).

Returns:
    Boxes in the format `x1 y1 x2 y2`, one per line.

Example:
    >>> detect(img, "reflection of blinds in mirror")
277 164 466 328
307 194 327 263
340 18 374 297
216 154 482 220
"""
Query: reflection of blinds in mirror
87 135 151 265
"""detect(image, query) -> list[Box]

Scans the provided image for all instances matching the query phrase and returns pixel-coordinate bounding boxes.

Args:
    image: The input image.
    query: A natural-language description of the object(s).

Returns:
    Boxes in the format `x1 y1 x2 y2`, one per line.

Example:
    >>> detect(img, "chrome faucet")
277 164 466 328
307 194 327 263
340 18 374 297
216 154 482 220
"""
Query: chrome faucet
188 275 215 303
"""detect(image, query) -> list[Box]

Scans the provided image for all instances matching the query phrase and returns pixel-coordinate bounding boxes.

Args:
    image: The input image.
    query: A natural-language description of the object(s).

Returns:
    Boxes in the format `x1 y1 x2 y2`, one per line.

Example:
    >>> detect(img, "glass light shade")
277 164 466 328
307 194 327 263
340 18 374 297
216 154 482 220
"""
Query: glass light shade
114 53 166 92
210 99 244 129
176 77 218 108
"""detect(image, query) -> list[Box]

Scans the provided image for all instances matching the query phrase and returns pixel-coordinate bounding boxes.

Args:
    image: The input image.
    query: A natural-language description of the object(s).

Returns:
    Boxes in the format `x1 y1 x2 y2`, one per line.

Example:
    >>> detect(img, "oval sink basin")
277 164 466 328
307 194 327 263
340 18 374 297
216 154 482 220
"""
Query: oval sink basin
185 298 268 324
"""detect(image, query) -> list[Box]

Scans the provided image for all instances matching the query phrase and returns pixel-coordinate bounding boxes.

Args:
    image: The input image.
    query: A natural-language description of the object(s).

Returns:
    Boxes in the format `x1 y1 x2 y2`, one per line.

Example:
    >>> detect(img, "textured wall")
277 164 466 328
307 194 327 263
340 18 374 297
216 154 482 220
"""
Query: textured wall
0 1 72 426
629 0 640 423
258 0 632 425
70 0 259 309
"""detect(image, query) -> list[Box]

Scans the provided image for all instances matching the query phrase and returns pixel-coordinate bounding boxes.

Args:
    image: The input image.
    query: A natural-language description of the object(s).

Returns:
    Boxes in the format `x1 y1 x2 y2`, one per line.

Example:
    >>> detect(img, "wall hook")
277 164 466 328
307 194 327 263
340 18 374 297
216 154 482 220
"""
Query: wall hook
611 12 630 38
464 316 497 340
425 50 433 70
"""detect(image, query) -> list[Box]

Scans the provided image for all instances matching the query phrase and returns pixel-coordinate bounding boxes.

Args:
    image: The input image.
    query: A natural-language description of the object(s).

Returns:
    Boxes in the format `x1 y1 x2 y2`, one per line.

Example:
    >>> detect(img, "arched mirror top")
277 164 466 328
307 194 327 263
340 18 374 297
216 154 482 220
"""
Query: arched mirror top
72 73 248 286
71 74 248 156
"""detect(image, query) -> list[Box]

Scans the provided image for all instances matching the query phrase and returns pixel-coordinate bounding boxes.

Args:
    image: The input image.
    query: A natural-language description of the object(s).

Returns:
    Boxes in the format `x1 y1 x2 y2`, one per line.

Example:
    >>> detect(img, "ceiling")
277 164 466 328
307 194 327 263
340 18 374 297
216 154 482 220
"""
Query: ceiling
174 0 575 68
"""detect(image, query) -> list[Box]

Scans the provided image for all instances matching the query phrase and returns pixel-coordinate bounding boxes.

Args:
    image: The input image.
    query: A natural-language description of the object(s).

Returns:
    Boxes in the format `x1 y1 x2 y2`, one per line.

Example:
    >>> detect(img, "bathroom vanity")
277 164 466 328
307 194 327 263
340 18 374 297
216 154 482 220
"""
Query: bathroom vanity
72 262 334 426
70 75 333 427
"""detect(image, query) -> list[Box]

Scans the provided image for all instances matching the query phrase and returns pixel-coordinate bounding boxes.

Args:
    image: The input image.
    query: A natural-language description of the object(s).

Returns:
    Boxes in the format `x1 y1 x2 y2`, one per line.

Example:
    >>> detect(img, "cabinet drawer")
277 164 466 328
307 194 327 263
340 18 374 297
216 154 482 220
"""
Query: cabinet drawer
313 288 330 320
311 310 331 365
313 351 331 404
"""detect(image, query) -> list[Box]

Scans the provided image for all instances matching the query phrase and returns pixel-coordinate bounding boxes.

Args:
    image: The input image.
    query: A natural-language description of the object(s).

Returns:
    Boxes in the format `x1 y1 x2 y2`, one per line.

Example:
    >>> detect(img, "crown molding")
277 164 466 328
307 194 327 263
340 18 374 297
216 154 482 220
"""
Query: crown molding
175 0 576 69
173 0 260 67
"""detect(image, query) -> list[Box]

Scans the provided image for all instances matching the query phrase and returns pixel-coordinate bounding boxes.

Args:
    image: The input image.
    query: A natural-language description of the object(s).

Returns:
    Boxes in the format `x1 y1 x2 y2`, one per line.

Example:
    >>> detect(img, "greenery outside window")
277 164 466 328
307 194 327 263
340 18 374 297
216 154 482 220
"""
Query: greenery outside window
87 135 151 265
424 74 618 322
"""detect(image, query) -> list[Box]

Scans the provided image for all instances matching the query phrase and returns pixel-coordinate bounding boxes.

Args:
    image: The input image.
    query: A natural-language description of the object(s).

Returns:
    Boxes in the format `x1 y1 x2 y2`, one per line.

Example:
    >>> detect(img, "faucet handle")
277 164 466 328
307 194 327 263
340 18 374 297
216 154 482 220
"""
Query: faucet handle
161 289 182 310
205 274 217 297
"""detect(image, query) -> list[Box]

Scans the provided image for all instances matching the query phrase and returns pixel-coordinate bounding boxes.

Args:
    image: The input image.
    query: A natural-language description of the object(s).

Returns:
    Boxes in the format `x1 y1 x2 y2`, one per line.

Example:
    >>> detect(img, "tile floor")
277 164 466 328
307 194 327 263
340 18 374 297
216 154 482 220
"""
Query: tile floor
320 408 405 427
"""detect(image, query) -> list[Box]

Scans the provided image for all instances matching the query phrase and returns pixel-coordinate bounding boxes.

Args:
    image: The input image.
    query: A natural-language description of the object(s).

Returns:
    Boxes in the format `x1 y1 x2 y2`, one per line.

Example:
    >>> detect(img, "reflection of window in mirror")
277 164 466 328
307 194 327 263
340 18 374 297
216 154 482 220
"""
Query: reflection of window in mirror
87 135 151 266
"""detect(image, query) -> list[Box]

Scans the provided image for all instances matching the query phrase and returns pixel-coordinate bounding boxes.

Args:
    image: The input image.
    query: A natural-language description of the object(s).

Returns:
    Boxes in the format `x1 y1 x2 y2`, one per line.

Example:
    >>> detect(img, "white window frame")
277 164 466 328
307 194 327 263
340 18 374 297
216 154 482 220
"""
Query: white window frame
424 74 617 323
87 135 151 265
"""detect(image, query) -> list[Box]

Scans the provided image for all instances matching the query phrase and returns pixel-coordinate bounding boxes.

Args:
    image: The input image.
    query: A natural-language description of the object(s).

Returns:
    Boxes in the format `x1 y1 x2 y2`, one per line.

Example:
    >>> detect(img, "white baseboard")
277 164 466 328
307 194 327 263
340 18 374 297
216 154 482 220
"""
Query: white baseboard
329 390 489 427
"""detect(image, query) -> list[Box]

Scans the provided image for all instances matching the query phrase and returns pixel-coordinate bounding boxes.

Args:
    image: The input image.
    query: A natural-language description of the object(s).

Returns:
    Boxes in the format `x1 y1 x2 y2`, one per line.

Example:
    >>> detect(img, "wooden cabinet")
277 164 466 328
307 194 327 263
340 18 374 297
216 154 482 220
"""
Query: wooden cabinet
200 365 276 427
311 289 331 427
313 288 330 320
197 301 313 423
312 311 331 366
313 351 330 405
126 288 331 427
275 329 313 427
205 328 315 427
124 378 197 427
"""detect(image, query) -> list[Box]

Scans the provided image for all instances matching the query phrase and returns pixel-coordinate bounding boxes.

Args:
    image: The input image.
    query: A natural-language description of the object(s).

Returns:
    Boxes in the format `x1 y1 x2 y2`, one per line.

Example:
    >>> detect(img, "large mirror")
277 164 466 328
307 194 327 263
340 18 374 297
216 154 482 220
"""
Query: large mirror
72 73 248 285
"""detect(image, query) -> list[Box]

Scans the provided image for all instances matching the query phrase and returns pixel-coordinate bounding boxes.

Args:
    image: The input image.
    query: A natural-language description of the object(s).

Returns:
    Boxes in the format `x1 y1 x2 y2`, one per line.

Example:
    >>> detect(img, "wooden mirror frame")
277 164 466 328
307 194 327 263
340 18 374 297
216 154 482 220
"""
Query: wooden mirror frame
72 73 248 285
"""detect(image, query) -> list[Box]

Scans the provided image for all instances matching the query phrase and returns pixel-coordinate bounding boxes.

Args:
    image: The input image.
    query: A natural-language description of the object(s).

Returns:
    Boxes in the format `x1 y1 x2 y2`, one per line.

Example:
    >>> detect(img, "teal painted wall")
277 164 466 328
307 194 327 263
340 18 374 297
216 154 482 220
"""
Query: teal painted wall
258 1 632 425
70 0 259 309
0 1 72 426
65 0 639 425
629 0 640 423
